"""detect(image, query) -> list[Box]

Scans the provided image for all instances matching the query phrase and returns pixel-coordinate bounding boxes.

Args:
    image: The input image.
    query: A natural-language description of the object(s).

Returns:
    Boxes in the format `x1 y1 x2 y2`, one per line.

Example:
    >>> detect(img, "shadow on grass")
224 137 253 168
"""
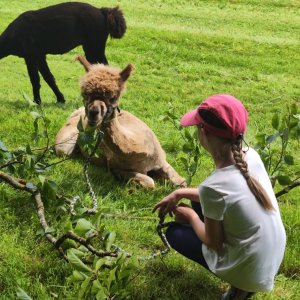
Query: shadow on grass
130 256 224 300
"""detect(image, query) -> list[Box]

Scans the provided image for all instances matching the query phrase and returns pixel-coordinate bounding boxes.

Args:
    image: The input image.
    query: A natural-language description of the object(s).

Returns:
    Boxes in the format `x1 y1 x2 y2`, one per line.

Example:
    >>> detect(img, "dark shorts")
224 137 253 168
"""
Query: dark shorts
166 201 209 270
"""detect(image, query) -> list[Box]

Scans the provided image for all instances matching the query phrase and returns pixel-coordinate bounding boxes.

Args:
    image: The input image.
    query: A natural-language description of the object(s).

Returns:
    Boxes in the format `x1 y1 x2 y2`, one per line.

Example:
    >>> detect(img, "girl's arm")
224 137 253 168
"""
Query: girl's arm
152 188 199 216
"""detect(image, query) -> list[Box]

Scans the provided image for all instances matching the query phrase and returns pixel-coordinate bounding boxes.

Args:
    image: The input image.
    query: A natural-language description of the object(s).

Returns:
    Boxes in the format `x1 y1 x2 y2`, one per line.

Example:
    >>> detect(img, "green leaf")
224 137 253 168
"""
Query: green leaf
74 218 95 236
38 175 46 185
25 182 37 191
105 232 116 251
266 132 279 144
0 140 8 152
60 239 77 251
78 276 93 300
107 267 117 290
16 288 33 300
189 162 198 174
63 220 73 232
92 280 109 299
67 249 93 275
45 227 56 234
282 129 289 142
271 114 280 130
277 175 292 186
68 270 87 283
182 141 194 153
95 258 106 272
284 155 294 165
96 288 109 300
118 268 133 280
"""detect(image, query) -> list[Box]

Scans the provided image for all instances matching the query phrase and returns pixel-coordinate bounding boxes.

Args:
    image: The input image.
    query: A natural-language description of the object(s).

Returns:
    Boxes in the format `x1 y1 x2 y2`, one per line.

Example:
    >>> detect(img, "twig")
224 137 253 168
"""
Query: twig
55 231 117 257
276 180 300 198
33 192 67 260
0 160 23 170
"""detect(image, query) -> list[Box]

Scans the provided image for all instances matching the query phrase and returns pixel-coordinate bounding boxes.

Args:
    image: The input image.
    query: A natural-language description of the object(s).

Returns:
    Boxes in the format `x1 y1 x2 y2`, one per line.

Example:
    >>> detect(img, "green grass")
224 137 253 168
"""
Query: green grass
0 0 300 299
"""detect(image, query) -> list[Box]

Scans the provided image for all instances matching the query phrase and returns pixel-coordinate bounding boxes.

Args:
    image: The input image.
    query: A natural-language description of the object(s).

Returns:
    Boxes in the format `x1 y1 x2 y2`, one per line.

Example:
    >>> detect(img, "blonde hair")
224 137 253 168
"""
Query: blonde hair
231 139 275 211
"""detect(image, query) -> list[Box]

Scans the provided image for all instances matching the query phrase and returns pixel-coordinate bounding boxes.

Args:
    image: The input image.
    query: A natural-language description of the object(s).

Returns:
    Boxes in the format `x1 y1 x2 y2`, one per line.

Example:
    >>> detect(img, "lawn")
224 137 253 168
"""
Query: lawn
0 0 299 299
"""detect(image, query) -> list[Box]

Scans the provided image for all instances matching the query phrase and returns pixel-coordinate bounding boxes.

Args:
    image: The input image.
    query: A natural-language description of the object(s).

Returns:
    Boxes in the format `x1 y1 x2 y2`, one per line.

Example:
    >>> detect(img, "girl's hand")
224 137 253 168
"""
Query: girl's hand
152 190 180 217
174 204 198 224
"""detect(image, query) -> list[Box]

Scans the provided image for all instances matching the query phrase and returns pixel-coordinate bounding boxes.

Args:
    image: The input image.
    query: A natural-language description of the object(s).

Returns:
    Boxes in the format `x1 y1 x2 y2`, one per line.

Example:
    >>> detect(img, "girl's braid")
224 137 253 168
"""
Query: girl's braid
231 139 250 180
231 138 274 211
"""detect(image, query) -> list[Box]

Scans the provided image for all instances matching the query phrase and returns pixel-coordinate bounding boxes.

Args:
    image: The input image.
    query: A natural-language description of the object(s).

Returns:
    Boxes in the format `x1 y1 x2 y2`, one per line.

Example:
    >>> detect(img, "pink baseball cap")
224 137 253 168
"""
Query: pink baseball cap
180 94 248 139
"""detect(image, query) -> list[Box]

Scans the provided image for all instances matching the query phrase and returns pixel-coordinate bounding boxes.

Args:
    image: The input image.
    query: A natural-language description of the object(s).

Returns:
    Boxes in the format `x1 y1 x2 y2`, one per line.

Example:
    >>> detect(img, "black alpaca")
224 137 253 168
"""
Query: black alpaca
0 2 126 104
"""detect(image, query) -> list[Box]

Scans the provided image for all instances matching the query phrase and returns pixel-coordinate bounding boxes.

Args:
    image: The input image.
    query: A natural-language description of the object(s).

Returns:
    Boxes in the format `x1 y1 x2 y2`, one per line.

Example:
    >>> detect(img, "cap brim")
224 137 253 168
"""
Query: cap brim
180 109 200 126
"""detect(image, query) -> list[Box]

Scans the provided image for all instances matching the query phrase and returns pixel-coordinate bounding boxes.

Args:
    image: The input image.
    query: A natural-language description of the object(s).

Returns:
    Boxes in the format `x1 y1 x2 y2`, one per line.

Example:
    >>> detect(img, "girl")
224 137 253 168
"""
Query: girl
153 94 286 300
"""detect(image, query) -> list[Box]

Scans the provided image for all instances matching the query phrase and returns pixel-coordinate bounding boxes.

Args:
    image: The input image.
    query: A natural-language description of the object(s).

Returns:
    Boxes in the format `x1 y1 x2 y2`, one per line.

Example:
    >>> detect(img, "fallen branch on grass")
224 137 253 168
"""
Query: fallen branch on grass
0 170 117 261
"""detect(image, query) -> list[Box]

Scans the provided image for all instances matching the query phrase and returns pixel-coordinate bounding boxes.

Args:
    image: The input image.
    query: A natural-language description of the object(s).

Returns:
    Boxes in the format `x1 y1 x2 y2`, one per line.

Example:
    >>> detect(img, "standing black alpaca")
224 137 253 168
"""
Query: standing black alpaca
0 2 126 104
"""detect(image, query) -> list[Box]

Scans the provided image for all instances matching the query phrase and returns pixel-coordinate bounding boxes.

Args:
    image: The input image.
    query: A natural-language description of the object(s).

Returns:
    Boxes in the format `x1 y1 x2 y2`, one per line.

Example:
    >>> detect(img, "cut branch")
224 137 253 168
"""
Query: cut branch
56 231 117 257
0 170 116 261
0 171 33 192
276 180 300 198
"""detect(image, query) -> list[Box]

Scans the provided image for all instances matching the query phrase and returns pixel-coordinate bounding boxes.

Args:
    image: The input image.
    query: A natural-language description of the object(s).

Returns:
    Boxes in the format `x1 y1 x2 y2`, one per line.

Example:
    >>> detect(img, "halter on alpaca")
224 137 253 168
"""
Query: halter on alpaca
55 56 186 188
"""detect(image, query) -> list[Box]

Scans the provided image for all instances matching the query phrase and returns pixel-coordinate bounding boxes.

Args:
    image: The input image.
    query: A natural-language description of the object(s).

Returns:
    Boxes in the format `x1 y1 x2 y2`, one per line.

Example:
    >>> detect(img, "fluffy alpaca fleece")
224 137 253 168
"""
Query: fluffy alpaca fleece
55 56 186 188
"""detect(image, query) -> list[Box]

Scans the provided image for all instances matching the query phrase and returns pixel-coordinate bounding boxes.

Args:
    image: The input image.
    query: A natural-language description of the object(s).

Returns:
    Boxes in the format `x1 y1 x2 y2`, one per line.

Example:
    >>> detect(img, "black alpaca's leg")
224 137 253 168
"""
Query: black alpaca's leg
38 56 65 103
25 57 41 104
83 39 108 65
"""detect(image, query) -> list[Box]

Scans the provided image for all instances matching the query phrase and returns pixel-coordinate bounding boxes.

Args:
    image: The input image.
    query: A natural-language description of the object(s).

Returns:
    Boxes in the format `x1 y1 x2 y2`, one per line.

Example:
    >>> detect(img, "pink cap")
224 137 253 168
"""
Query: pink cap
180 94 248 139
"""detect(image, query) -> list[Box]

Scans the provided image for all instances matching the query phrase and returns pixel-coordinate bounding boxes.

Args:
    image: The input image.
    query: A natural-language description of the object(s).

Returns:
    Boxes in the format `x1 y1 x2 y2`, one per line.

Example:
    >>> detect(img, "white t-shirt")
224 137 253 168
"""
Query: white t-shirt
199 148 286 292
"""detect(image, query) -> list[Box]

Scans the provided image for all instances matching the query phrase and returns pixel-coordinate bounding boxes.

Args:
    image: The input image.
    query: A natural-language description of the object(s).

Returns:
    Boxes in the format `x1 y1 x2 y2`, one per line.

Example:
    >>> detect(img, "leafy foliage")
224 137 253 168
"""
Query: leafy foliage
254 102 300 193
161 103 202 185
1 107 139 299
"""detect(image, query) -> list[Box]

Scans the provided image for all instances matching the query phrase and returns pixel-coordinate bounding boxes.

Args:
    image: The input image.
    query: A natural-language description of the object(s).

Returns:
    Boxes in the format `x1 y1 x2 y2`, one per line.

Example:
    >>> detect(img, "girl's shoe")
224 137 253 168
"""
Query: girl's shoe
221 287 254 300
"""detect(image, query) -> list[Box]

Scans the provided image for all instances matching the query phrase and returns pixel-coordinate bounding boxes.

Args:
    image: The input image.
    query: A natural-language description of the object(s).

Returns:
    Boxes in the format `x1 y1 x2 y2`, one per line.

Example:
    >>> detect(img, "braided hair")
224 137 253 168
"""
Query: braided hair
199 110 275 211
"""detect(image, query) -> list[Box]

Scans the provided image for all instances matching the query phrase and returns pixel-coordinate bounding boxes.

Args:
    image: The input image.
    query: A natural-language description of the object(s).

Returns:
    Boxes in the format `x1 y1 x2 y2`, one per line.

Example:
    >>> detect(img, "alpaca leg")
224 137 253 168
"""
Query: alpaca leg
38 56 65 103
159 163 187 187
83 38 108 65
55 108 84 156
25 57 41 104
112 169 155 188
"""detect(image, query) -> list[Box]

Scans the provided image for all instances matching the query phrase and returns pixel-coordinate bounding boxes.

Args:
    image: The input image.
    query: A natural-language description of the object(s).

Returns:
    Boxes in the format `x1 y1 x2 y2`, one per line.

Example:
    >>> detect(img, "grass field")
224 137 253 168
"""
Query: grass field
0 0 300 299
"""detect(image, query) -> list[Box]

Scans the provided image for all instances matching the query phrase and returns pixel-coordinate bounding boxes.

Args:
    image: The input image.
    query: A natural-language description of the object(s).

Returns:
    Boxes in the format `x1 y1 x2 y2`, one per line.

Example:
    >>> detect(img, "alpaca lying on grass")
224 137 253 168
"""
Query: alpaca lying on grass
55 56 186 188
0 2 126 104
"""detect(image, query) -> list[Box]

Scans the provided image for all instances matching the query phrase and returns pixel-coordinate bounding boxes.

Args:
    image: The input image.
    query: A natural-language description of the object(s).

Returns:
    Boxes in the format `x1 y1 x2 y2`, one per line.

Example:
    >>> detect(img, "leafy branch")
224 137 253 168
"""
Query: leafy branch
0 106 138 299
160 103 202 185
255 102 300 197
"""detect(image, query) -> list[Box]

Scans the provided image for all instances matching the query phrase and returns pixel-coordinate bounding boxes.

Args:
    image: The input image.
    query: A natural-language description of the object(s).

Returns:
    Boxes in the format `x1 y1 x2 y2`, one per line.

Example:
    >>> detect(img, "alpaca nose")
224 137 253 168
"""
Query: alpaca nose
88 107 99 120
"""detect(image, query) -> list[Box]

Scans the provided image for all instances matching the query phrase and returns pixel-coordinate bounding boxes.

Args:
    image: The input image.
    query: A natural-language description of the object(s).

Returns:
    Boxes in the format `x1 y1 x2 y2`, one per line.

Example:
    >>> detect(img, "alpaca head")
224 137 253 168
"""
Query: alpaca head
76 56 134 128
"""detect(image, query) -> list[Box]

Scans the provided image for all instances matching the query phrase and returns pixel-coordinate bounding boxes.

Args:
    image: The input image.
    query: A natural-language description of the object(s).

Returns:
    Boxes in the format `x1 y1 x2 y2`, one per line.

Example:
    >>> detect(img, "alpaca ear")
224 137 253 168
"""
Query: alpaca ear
120 64 134 82
76 55 91 72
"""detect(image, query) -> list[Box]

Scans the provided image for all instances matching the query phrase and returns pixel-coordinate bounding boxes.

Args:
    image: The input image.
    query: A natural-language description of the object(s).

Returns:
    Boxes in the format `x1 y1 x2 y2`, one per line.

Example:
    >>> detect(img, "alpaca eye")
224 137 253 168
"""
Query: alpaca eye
109 97 116 104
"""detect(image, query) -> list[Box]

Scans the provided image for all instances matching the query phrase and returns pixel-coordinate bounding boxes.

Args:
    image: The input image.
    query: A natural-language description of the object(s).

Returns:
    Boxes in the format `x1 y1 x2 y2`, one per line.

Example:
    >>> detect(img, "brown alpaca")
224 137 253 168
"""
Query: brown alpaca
55 56 186 188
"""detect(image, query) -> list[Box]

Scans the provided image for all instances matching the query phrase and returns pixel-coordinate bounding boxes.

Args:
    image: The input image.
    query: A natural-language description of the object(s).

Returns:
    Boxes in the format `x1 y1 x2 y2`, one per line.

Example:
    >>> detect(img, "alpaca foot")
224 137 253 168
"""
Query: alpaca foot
34 97 41 105
113 170 155 188
161 164 187 187
131 174 155 188
57 95 65 103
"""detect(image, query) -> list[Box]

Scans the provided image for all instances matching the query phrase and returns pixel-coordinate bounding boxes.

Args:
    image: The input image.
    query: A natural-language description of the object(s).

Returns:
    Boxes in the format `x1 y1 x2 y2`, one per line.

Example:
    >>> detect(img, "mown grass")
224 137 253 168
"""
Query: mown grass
0 0 299 299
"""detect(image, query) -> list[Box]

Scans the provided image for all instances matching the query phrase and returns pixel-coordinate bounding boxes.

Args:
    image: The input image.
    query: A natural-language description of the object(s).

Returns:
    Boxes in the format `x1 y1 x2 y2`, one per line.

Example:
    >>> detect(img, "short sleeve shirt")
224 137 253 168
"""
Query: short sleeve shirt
199 148 286 292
